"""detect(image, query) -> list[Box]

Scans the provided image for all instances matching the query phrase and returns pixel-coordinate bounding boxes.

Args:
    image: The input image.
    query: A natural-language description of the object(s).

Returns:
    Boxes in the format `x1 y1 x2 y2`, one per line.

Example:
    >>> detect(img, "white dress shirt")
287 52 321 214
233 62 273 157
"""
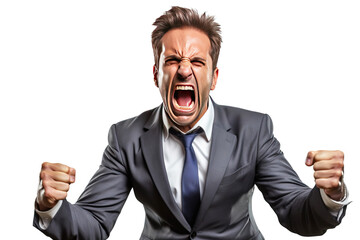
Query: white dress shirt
162 100 214 210
36 99 349 229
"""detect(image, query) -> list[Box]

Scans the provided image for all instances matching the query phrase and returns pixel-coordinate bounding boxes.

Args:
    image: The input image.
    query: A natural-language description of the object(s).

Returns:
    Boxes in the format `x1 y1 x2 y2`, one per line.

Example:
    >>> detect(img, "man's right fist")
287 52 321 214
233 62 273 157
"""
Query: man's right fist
37 162 76 211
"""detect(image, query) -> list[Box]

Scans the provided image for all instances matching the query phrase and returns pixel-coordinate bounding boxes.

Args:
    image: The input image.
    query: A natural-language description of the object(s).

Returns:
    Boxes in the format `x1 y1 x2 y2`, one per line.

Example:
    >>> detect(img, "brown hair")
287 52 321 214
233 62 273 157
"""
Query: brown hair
152 6 222 71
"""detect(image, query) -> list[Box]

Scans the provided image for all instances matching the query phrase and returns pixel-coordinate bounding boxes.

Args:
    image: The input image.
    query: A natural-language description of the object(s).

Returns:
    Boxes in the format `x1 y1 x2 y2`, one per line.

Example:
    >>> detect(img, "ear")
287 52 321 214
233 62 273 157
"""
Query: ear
210 68 219 90
153 65 159 87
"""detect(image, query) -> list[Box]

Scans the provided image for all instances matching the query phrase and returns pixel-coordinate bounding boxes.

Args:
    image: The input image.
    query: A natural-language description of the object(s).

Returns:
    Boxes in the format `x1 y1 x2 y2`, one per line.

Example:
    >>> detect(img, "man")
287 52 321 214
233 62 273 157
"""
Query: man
34 6 348 240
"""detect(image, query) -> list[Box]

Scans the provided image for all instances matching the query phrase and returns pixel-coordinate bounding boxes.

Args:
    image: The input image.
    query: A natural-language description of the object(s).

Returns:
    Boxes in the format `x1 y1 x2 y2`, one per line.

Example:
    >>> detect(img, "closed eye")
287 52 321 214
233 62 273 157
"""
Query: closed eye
191 60 205 67
191 57 206 67
165 57 181 65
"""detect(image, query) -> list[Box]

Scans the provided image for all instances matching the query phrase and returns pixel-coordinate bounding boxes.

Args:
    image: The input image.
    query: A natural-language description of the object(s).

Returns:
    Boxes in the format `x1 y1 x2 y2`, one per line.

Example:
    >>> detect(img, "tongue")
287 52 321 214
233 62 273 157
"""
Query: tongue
176 91 192 107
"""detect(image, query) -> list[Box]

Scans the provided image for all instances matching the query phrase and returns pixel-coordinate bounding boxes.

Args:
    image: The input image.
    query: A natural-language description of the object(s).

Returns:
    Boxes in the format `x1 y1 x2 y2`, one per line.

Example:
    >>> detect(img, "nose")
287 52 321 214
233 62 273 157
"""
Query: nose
177 58 193 80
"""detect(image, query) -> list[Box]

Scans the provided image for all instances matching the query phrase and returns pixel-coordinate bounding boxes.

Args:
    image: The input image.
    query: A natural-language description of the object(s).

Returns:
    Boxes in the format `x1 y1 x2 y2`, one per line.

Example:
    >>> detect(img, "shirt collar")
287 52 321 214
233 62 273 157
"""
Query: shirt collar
162 99 214 142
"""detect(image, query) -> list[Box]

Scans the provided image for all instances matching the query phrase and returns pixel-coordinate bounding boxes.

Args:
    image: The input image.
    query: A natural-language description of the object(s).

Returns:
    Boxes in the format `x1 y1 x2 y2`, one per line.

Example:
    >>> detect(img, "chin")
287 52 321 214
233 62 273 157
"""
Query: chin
170 113 197 129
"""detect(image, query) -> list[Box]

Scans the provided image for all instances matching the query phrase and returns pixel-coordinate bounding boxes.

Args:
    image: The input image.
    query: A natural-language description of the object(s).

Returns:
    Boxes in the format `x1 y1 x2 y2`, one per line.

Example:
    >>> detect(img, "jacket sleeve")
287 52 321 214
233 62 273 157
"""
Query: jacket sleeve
33 124 132 240
255 114 346 236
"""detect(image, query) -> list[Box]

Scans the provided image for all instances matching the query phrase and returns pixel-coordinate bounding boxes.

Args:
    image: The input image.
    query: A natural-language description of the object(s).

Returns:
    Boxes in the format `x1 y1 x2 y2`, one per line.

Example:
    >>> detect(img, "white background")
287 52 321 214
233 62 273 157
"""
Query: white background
1 1 359 239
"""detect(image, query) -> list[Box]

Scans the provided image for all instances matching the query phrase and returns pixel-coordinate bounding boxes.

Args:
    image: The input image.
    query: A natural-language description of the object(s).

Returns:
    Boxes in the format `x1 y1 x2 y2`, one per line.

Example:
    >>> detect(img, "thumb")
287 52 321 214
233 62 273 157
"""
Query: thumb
305 151 318 166
68 167 76 183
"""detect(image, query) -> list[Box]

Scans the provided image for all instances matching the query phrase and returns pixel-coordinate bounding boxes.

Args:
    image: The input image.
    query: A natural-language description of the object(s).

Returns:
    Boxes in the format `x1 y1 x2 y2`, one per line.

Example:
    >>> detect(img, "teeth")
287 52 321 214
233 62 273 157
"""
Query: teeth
174 100 194 110
176 86 193 91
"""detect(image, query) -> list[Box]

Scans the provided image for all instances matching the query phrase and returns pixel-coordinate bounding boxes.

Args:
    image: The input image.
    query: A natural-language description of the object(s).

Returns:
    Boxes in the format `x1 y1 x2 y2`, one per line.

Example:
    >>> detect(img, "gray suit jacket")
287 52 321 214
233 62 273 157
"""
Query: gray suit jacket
34 101 345 239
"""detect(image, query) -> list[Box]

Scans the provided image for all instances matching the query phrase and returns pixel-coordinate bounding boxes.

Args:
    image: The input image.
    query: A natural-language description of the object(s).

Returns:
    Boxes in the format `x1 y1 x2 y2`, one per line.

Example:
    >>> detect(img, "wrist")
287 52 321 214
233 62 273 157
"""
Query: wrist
36 196 57 211
325 188 344 201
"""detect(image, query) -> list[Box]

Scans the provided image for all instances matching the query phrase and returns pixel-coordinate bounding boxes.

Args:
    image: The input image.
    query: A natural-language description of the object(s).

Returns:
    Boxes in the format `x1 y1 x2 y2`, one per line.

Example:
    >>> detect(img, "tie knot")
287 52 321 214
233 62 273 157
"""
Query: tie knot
169 127 203 148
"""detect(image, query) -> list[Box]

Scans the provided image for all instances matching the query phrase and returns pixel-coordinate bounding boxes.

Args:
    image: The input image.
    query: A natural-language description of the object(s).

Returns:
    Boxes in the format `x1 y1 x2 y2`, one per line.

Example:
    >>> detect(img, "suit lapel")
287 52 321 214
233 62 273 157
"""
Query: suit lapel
139 102 237 230
140 106 191 231
195 102 237 227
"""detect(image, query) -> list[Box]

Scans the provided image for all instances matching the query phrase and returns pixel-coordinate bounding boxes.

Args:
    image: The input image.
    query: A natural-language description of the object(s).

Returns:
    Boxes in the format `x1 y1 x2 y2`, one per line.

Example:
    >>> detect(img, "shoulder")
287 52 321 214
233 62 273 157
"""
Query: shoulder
115 106 159 129
216 103 265 119
109 105 162 144
214 102 269 130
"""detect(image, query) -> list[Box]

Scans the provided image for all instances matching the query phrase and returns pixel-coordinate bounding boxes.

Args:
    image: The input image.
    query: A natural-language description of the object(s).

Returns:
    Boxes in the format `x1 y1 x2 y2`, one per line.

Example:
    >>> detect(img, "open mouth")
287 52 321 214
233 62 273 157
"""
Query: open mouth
172 85 195 112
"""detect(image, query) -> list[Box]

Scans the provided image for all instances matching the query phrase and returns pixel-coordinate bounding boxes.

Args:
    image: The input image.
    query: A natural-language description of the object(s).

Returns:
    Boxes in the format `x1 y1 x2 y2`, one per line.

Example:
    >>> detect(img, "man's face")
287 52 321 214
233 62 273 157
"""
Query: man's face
154 27 218 132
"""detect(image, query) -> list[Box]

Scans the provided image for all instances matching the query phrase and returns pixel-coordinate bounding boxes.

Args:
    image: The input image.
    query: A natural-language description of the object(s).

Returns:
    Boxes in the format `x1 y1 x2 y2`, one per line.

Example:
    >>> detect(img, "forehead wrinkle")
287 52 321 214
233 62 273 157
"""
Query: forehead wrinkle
168 38 201 59
182 41 201 59
169 47 203 61
161 28 211 63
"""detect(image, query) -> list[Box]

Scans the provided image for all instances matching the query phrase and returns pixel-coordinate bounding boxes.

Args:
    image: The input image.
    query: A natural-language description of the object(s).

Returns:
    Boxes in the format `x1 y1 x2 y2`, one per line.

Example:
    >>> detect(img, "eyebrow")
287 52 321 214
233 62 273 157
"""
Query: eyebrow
191 57 206 62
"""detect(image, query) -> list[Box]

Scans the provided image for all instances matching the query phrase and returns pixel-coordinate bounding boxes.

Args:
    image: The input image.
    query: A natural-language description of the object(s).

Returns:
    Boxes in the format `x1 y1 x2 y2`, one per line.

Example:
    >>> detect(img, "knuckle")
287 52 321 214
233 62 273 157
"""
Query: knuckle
331 179 339 188
313 163 319 171
43 188 53 199
336 160 344 169
335 170 343 178
40 171 48 180
61 192 68 199
336 150 344 159
63 183 70 192
41 162 49 170
42 179 51 188
315 179 321 187
54 162 63 168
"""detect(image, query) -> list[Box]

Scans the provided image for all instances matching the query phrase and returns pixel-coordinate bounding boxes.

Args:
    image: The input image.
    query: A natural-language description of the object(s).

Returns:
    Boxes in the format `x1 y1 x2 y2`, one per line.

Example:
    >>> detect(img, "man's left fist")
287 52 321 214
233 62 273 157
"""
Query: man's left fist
306 150 345 201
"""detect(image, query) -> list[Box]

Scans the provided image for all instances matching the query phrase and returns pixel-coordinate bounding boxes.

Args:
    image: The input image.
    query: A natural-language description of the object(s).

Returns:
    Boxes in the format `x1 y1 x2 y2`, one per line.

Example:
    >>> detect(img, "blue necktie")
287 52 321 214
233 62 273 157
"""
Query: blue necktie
170 127 203 226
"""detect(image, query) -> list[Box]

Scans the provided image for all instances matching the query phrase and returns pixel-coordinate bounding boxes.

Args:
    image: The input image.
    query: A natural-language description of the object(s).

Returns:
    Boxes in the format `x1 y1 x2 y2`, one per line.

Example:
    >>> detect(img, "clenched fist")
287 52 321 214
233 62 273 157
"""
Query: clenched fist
305 150 345 201
37 162 76 211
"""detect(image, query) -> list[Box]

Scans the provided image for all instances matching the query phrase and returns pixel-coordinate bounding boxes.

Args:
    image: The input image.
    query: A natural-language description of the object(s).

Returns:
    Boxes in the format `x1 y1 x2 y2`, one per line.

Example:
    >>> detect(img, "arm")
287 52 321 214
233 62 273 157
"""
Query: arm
33 124 132 240
255 114 347 236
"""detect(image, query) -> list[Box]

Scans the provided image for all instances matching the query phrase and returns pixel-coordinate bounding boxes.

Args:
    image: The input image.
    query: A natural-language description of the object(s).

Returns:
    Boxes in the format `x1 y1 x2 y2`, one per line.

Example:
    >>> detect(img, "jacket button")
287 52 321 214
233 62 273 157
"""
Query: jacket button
190 231 197 239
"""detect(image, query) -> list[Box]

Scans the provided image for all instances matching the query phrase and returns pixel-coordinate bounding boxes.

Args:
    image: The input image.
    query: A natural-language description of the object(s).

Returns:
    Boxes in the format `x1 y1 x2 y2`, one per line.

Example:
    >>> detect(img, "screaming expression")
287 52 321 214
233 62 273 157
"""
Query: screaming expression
154 27 218 132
